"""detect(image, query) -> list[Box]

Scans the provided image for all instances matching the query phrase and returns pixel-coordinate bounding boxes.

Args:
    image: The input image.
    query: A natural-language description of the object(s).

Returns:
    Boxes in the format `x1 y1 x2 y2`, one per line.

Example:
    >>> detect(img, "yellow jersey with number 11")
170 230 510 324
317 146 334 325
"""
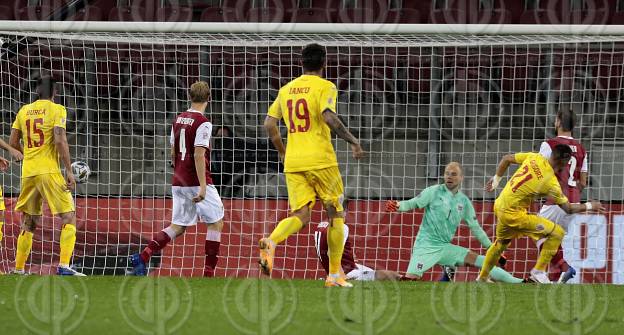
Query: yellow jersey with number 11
268 74 339 173
12 99 67 178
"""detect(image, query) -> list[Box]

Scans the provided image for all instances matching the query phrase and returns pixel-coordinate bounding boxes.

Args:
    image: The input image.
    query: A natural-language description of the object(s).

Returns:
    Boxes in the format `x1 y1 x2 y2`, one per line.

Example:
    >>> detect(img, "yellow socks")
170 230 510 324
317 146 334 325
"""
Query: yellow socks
327 217 345 275
59 224 77 267
479 240 506 279
269 216 304 245
535 225 564 271
15 230 34 271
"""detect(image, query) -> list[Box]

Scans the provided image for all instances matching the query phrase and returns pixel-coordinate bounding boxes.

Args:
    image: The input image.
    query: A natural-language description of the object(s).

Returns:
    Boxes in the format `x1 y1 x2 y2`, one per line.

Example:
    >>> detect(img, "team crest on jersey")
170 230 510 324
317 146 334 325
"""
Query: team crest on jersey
457 204 464 213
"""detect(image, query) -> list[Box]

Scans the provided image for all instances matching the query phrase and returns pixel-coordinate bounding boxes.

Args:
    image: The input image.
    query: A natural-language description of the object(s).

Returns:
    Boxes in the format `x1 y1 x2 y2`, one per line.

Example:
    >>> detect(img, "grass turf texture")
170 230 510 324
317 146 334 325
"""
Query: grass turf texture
0 276 622 335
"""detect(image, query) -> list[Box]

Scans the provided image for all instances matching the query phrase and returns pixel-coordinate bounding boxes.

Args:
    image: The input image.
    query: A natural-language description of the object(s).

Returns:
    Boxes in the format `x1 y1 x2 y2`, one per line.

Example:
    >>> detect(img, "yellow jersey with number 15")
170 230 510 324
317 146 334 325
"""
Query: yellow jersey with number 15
495 152 569 213
268 74 339 173
12 99 67 177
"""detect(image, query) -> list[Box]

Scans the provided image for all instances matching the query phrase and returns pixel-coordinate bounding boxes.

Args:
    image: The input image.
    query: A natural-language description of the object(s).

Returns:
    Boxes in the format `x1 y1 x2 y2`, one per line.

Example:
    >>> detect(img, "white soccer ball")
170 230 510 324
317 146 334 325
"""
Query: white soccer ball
71 161 91 183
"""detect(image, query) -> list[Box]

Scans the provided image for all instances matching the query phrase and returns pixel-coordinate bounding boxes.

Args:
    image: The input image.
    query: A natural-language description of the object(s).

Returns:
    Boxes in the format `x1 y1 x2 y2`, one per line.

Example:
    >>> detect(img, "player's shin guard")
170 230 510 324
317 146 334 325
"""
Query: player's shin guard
15 230 34 271
268 216 304 245
204 230 221 277
535 225 565 272
59 224 77 267
475 255 522 283
327 217 345 275
140 229 174 263
479 240 506 280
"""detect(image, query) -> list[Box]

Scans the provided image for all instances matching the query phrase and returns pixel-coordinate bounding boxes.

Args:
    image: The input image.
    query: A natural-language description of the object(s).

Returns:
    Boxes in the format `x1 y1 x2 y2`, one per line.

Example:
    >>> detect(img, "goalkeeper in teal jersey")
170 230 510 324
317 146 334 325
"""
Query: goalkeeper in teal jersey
386 162 522 283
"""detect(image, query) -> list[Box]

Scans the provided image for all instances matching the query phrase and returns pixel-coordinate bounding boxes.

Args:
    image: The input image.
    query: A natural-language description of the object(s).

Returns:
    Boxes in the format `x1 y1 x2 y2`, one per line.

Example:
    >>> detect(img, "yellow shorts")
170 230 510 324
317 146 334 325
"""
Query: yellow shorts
285 166 344 213
494 209 562 241
0 186 5 211
15 173 75 215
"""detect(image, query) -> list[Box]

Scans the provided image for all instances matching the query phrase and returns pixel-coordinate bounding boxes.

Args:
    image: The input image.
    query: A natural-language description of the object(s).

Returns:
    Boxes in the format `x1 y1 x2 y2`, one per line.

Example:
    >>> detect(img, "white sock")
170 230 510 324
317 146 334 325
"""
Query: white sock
206 230 221 242
163 226 177 240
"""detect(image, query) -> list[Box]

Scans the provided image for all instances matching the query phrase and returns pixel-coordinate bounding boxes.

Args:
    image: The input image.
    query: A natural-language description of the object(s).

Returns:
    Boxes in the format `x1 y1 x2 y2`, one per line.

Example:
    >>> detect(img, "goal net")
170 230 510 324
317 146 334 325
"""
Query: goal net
1 27 623 283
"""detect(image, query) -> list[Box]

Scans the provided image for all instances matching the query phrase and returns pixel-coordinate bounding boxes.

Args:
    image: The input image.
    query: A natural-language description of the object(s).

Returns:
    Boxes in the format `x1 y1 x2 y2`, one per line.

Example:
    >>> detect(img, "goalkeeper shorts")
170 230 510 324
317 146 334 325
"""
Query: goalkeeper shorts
406 243 470 277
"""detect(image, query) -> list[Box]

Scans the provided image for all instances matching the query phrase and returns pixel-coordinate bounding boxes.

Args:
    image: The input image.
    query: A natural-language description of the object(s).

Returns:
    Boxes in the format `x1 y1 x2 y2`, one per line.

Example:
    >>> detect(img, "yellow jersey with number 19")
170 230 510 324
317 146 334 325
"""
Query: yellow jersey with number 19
495 152 569 213
12 99 67 177
268 74 339 173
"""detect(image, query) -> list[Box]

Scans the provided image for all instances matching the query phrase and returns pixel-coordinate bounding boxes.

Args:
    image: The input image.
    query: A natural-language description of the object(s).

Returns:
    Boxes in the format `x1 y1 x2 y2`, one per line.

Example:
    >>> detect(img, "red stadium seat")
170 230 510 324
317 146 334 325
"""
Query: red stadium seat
337 7 376 23
288 7 335 23
0 5 14 20
518 9 555 24
18 6 54 20
108 6 155 21
200 7 243 22
385 8 422 24
246 7 285 23
69 6 104 21
156 6 194 22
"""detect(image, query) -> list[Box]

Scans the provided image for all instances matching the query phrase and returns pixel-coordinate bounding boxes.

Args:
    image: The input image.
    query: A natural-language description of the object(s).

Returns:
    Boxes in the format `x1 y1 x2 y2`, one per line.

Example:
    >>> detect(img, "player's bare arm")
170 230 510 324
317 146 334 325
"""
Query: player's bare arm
9 128 23 157
579 171 588 191
53 126 75 190
485 154 516 192
322 110 364 159
0 137 23 161
193 146 207 202
264 115 286 162
559 200 605 215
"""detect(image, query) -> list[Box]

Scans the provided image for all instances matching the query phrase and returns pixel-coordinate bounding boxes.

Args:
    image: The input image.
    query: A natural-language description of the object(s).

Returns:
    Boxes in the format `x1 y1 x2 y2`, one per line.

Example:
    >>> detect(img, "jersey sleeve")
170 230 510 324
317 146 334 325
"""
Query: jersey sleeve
319 82 338 114
194 122 212 148
463 199 492 248
539 141 552 158
513 152 531 164
398 186 436 212
53 106 67 129
267 90 283 119
547 177 569 205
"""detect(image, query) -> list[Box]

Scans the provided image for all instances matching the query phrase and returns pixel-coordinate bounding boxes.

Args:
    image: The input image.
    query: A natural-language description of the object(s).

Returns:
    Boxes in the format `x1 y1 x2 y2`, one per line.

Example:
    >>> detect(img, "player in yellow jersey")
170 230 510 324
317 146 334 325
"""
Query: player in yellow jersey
479 145 604 283
9 77 84 276
259 43 364 287
0 139 23 245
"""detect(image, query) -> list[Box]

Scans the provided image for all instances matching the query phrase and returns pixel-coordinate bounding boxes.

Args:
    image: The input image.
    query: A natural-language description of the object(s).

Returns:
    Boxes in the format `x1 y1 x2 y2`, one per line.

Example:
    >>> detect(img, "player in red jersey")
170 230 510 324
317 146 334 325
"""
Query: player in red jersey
314 221 400 281
537 109 588 283
131 81 225 277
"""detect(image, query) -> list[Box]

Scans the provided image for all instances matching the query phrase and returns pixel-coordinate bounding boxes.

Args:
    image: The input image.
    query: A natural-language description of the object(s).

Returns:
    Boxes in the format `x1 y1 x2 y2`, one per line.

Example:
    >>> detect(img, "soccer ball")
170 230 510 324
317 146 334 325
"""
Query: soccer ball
71 161 91 183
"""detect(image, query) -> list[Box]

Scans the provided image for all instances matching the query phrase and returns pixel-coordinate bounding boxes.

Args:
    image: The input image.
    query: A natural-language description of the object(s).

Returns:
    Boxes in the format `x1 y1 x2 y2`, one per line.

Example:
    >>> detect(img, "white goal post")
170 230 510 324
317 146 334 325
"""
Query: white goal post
0 22 623 283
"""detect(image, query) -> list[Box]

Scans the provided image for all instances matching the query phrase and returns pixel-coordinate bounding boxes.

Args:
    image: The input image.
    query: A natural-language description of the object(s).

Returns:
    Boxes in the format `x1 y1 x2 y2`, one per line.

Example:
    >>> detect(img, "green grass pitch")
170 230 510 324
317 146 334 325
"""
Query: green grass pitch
0 276 622 335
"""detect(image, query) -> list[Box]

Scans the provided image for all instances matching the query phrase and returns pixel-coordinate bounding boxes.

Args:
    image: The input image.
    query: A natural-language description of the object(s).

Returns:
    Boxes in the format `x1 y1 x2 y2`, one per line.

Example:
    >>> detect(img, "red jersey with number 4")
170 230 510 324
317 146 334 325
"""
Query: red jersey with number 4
540 136 587 204
314 222 357 275
171 110 213 187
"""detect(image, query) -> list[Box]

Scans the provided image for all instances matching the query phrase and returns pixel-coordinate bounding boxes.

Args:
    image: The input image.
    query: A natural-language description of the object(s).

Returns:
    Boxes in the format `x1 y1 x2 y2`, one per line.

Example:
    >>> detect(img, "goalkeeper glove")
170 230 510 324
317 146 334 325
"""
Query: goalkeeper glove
385 200 399 212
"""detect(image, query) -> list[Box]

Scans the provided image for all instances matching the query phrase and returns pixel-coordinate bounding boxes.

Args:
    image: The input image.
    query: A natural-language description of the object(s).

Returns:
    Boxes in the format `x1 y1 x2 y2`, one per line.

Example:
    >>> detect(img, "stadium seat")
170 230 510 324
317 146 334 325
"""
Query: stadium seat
156 6 194 22
18 6 55 20
518 9 555 24
108 6 155 21
337 7 377 23
384 8 422 24
200 7 243 22
246 7 285 23
0 5 14 20
69 6 104 21
288 7 335 23
476 9 512 24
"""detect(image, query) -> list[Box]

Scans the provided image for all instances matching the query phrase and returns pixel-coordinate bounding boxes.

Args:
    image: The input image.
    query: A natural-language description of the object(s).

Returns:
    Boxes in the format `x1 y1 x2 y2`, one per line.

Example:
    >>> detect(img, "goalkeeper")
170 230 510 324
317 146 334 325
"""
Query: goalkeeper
386 162 522 283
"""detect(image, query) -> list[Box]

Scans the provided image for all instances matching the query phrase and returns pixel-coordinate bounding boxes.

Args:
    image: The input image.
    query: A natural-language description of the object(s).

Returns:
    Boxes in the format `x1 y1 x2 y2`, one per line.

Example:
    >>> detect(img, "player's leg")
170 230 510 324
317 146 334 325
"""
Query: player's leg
403 244 442 280
0 186 5 243
13 176 43 274
259 172 313 276
313 167 352 287
526 215 565 283
538 205 575 283
460 249 523 283
478 212 514 281
197 184 225 277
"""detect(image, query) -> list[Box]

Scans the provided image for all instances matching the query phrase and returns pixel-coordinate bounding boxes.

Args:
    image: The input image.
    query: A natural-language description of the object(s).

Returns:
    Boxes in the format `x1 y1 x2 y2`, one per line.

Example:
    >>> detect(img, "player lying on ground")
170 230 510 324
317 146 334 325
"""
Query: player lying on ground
314 221 401 281
0 138 23 244
131 81 224 277
535 109 587 283
10 77 83 276
259 43 364 287
479 145 604 283
386 162 522 283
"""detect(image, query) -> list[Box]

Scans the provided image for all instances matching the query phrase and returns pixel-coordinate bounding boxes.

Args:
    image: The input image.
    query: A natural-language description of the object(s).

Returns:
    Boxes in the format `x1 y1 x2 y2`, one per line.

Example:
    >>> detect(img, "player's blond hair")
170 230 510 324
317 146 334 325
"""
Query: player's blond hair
446 162 464 175
189 81 210 103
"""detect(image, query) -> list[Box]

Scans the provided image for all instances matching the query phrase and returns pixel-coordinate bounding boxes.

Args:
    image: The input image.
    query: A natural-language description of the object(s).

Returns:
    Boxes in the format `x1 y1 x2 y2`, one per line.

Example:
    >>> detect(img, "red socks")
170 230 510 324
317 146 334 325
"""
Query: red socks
550 245 570 272
204 240 220 277
140 231 172 263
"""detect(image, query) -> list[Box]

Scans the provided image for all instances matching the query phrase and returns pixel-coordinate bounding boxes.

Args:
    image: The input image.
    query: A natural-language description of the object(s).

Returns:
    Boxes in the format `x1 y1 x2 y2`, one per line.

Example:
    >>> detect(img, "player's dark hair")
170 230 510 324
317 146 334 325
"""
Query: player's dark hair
301 43 326 72
552 144 573 162
557 109 576 132
37 76 57 99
